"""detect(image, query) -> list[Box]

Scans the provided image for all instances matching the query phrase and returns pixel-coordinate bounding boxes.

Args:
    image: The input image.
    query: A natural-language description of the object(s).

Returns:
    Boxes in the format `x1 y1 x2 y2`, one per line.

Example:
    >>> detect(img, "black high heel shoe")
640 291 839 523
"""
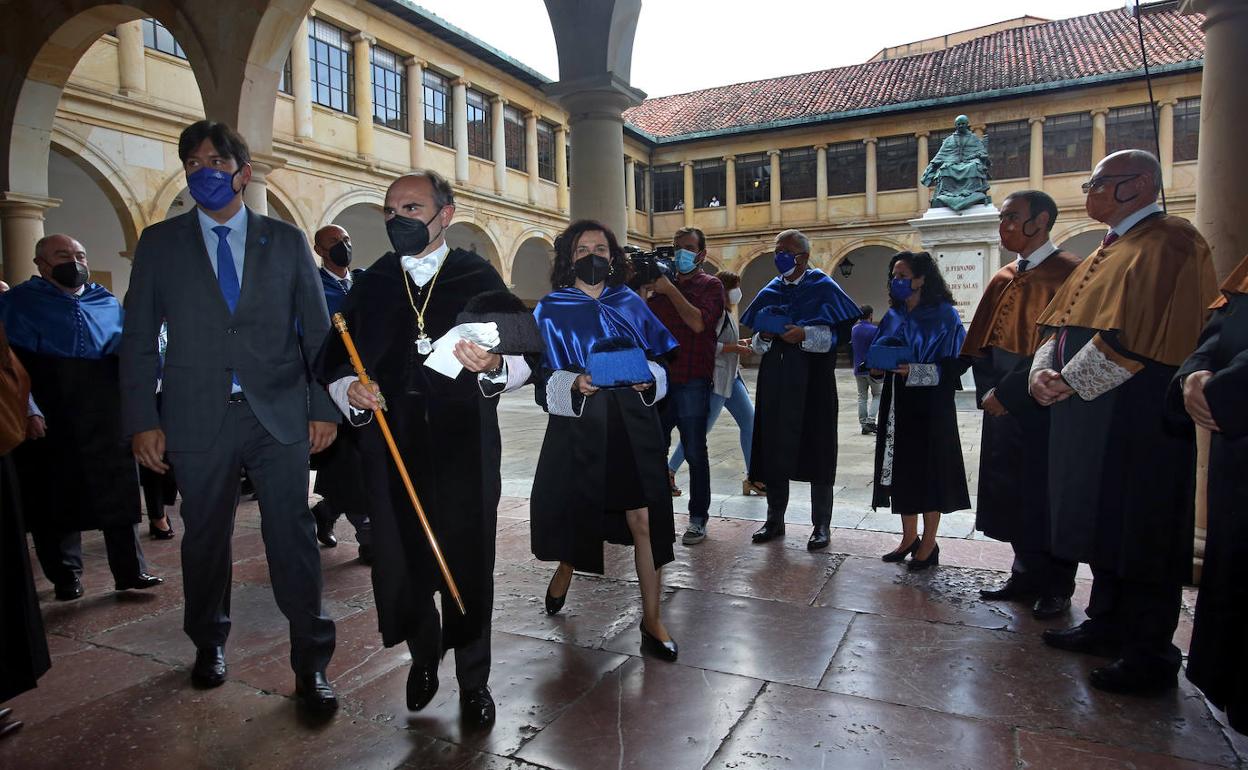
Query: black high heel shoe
545 569 569 615
640 623 678 662
908 542 940 572
881 536 919 563
149 516 175 540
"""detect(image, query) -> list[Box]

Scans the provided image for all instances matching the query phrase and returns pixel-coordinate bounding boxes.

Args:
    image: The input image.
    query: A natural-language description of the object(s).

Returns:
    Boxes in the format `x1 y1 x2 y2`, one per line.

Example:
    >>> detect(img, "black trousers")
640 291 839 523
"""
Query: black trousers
167 400 335 674
1010 546 1077 598
406 596 492 691
32 525 146 586
765 480 834 527
1084 564 1182 674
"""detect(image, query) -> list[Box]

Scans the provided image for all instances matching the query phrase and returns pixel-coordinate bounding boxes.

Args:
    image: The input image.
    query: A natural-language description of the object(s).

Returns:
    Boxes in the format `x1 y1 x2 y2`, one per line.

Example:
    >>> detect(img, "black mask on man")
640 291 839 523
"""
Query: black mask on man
50 261 89 290
574 254 611 286
327 240 352 268
386 209 441 256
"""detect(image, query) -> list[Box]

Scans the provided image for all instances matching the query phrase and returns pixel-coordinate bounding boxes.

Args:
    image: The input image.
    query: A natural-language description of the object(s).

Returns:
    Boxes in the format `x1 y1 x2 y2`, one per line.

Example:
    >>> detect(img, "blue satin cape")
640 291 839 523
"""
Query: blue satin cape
740 269 860 342
534 285 678 371
872 301 966 363
0 277 123 358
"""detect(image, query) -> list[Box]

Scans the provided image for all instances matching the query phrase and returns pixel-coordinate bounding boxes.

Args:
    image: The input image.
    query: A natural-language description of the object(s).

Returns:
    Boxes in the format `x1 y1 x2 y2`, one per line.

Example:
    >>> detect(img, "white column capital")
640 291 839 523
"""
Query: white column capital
1028 116 1046 125
452 77 471 89
722 155 736 163
914 131 930 139
766 149 781 157
862 137 878 146
814 143 828 151
491 94 507 107
350 31 376 45
1157 97 1178 108
1090 108 1110 118
680 160 694 167
404 57 427 69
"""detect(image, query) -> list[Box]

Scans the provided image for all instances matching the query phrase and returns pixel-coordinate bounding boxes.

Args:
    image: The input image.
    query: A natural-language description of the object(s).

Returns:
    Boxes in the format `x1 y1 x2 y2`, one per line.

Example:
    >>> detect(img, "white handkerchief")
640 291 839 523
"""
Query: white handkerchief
423 322 501 379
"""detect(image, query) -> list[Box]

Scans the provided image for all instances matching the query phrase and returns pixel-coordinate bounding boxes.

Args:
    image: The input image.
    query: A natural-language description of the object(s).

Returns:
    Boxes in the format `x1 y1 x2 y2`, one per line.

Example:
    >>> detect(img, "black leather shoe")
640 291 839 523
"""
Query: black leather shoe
881 537 919 563
54 579 84 601
751 519 785 543
191 645 227 688
907 542 940 572
115 572 164 591
1089 658 1178 696
295 671 339 715
807 524 831 551
979 576 1034 602
545 587 567 615
406 663 439 711
357 543 374 565
640 623 678 662
0 718 22 740
459 685 496 728
312 501 337 548
149 517 175 540
1041 624 1120 658
1032 595 1072 620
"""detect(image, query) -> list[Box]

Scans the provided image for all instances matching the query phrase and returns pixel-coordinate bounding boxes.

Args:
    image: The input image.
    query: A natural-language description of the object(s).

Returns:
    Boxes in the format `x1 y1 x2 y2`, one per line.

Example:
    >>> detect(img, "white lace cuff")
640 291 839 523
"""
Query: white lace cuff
545 369 584 417
751 333 772 355
329 376 373 426
799 325 833 353
904 362 940 387
27 394 43 420
1060 339 1137 400
476 355 531 399
639 360 667 406
1030 338 1056 381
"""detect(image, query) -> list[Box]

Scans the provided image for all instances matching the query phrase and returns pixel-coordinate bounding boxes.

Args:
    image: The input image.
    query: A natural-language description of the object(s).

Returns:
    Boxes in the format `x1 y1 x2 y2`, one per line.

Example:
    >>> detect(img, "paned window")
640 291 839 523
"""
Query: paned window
141 19 187 59
309 18 353 115
1174 97 1200 162
652 164 682 212
1043 112 1092 175
370 45 406 132
504 106 526 171
877 135 917 191
826 141 866 196
1106 105 1155 155
735 153 770 204
693 160 725 208
634 163 647 211
466 89 491 159
986 120 1029 180
780 147 816 200
423 70 451 147
536 120 555 181
278 53 293 95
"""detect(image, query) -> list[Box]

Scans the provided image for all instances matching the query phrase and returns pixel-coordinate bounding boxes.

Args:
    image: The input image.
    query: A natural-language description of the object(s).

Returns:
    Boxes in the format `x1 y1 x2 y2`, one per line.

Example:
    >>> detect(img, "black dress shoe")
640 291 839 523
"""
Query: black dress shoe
459 685 496 728
0 719 22 740
881 537 919 563
0 708 11 722
1089 658 1178 696
54 579 84 601
357 543 374 565
1032 595 1072 620
979 576 1034 602
406 662 439 711
115 572 164 591
545 587 566 615
751 519 785 543
149 518 176 540
640 623 678 662
807 524 831 551
907 542 940 572
295 671 339 714
1041 624 1119 658
312 501 337 548
191 645 227 688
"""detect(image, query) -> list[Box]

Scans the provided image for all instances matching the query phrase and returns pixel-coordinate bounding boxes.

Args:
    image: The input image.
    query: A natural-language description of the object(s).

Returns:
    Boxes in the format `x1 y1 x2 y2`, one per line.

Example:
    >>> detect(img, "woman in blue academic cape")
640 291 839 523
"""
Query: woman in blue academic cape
529 220 681 661
870 251 971 571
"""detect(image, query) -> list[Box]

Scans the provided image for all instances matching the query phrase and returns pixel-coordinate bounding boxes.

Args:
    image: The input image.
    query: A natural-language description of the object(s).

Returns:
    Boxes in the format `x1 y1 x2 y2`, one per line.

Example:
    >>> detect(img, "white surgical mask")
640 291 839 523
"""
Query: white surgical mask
727 288 742 305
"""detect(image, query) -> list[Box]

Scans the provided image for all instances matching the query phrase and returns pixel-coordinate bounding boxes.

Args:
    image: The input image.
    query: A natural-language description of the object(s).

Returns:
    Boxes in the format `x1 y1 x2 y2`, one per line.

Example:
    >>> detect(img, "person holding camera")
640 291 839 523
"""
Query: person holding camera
645 227 724 545
741 229 860 551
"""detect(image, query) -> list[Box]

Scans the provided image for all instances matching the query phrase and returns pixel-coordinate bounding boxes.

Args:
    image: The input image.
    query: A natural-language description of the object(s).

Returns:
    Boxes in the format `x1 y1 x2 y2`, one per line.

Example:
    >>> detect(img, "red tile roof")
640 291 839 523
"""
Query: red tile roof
623 8 1204 141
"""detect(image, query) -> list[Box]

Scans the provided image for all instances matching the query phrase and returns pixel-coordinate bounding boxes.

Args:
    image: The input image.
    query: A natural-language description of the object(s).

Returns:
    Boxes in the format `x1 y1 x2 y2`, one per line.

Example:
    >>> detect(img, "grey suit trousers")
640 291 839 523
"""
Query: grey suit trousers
167 399 335 674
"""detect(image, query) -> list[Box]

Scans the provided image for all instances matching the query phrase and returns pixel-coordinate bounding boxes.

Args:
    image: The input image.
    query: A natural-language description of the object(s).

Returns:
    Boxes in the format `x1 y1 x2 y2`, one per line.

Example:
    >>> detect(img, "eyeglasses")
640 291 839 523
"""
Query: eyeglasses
1081 173 1140 193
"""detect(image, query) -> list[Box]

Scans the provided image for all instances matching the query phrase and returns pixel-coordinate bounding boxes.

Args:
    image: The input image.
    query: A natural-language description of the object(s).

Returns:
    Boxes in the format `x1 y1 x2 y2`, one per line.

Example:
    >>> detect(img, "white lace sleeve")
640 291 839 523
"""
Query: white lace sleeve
1061 339 1136 400
750 333 772 355
639 360 667 406
544 370 585 417
1029 337 1056 380
799 325 833 353
904 363 940 387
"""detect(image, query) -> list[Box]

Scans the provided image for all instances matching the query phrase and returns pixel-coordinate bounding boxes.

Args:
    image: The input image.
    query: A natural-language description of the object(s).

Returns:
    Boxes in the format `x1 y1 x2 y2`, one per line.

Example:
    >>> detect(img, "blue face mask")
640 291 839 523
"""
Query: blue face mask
889 277 915 301
774 250 797 277
674 248 698 275
187 167 241 211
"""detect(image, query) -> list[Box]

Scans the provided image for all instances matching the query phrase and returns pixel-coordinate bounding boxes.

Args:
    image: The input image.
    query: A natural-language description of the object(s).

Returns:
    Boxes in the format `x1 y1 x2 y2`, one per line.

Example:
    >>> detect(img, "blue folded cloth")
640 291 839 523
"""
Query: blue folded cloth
749 305 793 335
587 336 654 388
866 336 915 371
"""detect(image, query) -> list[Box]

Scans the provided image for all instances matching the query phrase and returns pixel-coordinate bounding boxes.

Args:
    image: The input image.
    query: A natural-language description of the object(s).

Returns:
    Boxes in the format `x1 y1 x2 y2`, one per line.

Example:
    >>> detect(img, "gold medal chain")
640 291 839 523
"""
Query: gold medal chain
403 261 443 341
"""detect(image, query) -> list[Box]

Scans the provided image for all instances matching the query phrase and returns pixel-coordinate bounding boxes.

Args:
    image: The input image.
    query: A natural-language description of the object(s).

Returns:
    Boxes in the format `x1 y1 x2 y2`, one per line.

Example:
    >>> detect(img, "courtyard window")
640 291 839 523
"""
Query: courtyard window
465 89 491 159
278 53 293 95
693 159 726 208
876 135 917 191
826 141 866 196
141 19 186 59
536 120 555 181
652 164 682 212
1106 104 1155 155
634 163 647 211
1174 97 1200 162
780 147 817 200
370 45 406 132
504 106 525 171
1043 112 1091 175
986 120 1029 179
309 18 353 115
736 153 770 205
423 70 451 148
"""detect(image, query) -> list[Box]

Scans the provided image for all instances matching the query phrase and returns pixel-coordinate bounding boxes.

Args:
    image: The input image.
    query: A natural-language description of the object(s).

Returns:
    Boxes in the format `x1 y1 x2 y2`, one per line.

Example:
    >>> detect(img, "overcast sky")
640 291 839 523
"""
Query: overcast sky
412 0 1126 97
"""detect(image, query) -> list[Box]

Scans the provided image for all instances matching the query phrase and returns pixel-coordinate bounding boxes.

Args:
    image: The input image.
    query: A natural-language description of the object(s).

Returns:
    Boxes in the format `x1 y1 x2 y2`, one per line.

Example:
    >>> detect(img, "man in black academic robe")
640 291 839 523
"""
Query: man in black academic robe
318 171 533 728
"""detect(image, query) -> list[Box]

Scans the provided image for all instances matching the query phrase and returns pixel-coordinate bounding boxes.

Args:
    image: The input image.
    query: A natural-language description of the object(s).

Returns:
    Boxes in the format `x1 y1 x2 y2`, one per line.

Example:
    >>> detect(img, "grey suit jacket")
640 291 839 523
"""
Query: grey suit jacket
120 208 338 452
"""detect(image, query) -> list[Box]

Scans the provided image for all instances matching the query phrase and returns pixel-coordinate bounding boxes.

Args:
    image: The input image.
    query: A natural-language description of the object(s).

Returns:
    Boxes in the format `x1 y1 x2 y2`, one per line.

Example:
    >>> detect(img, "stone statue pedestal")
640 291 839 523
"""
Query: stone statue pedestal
908 203 1002 388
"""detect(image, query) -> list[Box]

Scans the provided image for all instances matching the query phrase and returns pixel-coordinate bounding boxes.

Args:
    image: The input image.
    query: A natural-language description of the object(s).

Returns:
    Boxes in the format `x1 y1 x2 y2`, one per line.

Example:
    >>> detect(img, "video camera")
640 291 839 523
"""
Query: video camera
624 245 675 289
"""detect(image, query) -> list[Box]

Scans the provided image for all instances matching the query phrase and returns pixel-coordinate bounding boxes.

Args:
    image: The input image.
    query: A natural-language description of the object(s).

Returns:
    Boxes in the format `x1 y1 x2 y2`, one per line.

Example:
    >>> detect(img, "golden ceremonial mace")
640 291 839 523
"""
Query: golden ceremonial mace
331 312 467 615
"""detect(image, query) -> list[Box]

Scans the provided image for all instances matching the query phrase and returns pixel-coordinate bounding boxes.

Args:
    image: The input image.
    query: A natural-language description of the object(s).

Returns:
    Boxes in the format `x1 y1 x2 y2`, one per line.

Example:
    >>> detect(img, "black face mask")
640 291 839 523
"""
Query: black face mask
574 254 610 286
50 261 89 290
327 240 352 268
386 209 442 256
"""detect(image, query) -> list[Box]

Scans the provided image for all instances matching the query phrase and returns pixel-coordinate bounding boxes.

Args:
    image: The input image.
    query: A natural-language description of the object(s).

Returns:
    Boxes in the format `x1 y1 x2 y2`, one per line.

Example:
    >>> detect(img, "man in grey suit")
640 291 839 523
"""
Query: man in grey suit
120 120 340 715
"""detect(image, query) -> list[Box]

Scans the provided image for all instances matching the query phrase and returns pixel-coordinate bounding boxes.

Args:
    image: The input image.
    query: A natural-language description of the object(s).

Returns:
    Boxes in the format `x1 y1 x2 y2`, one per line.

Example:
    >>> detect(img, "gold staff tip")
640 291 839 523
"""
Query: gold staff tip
332 312 348 333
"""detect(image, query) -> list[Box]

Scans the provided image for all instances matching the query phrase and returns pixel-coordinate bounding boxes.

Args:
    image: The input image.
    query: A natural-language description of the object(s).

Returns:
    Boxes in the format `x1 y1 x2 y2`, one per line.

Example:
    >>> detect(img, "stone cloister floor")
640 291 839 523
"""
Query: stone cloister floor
2 372 1244 769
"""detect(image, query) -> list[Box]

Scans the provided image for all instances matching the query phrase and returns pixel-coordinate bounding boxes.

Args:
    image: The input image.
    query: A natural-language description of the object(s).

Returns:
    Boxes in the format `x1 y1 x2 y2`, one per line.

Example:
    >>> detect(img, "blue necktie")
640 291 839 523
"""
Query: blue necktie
213 225 240 313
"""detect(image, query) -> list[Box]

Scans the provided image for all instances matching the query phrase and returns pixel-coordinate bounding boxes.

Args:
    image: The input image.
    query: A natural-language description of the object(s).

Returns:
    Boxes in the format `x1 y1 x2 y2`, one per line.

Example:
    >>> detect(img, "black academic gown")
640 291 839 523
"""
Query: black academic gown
1 454 50 702
311 267 368 517
1174 293 1248 734
317 249 507 651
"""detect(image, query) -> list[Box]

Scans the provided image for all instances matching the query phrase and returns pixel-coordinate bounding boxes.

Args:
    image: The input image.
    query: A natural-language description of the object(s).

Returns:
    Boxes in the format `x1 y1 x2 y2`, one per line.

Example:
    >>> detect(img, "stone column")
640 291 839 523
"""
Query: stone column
1158 99 1176 190
524 111 540 204
1028 117 1045 188
815 144 829 221
452 78 469 184
0 193 60 285
555 124 569 213
405 58 425 168
491 95 507 195
625 157 636 221
242 155 283 216
1091 109 1108 164
864 138 878 218
681 160 694 227
292 16 314 141
116 21 146 96
724 155 737 230
768 149 781 225
351 32 375 162
916 132 930 212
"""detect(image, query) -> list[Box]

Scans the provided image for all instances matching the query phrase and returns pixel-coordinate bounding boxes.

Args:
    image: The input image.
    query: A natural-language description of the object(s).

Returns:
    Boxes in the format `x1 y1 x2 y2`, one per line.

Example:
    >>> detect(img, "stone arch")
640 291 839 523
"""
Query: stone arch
1053 222 1109 258
261 175 307 232
510 234 555 303
329 202 387 269
44 146 135 295
827 236 909 270
49 129 145 253
320 189 386 230
832 244 897 323
232 0 319 157
739 250 778 322
447 219 504 278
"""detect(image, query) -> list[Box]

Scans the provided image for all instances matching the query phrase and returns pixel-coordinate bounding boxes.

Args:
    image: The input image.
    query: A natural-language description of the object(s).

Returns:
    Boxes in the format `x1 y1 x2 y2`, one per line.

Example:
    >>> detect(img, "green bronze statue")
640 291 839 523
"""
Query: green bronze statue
922 115 992 212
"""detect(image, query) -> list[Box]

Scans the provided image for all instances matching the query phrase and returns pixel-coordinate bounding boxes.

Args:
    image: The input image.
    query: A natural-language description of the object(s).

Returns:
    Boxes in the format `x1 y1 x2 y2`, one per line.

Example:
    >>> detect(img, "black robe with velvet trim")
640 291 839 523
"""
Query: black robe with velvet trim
1 454 50 701
1174 293 1248 734
317 248 507 652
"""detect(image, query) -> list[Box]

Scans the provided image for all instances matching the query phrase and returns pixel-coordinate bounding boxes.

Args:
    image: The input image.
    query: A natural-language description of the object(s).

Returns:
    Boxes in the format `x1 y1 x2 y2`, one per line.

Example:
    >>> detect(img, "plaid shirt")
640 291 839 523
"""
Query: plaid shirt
647 272 724 384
